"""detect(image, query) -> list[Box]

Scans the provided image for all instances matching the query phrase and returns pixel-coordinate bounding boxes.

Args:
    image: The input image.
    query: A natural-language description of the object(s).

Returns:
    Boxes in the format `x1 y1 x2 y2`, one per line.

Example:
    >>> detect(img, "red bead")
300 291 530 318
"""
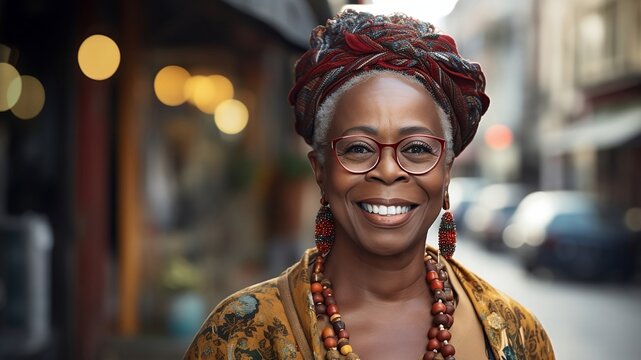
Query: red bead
322 288 334 297
445 303 455 315
431 302 447 315
433 313 452 328
326 303 339 316
310 282 323 293
312 293 324 304
430 279 444 291
426 270 438 282
427 327 438 339
323 336 337 349
427 338 441 351
325 296 336 305
441 344 456 357
338 329 349 339
437 329 451 341
423 351 436 360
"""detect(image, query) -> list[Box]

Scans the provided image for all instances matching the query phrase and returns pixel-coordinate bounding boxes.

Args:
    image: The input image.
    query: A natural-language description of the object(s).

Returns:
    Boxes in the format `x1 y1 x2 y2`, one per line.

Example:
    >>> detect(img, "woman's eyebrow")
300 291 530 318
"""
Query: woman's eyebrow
399 126 436 136
342 126 378 136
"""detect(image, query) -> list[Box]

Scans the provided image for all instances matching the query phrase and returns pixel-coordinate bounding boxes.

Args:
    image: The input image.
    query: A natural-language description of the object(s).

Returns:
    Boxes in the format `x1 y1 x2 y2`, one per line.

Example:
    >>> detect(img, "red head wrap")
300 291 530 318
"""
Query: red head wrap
288 10 490 156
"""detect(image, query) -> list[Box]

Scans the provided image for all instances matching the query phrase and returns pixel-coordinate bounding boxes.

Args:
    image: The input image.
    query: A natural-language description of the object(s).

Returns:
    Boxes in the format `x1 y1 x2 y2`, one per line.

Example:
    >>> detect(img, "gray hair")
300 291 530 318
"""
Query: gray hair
312 70 454 165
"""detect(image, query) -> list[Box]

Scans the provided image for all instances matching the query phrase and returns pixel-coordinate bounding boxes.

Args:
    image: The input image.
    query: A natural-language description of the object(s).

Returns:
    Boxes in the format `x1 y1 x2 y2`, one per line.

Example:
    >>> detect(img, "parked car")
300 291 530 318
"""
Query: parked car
502 191 639 281
448 177 487 236
462 183 529 249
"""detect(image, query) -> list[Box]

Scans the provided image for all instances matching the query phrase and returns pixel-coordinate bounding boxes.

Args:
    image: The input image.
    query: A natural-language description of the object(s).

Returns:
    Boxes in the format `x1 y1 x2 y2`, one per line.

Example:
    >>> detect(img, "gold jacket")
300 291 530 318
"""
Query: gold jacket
185 247 554 360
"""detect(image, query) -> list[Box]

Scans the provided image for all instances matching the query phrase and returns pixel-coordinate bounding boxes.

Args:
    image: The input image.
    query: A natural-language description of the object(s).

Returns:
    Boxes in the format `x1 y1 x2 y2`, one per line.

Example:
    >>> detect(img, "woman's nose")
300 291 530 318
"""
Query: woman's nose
366 147 409 184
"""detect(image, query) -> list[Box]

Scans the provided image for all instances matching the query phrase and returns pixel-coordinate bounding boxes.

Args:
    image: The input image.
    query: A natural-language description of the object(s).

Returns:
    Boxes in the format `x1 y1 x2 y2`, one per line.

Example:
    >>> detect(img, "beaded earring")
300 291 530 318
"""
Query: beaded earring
438 191 457 260
315 196 335 257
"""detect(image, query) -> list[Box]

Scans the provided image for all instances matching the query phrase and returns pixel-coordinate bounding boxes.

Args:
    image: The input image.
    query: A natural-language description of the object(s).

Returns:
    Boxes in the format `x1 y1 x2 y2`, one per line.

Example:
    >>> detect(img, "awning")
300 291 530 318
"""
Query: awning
222 0 319 49
542 105 641 155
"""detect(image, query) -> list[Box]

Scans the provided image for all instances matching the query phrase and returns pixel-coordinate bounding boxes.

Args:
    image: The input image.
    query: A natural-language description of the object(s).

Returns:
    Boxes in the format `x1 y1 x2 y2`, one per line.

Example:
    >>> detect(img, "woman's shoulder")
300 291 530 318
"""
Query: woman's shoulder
448 259 556 360
183 277 299 360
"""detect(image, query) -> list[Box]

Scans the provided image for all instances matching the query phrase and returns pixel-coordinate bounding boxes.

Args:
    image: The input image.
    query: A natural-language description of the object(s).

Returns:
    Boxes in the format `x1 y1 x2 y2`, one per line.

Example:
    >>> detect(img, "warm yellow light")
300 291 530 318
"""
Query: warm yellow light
77 34 121 80
154 65 191 106
11 75 45 120
214 99 248 135
0 62 22 111
184 74 234 114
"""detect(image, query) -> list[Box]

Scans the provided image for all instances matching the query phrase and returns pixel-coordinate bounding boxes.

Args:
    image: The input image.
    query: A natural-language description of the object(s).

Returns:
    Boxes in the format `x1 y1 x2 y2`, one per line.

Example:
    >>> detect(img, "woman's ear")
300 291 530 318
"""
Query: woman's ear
308 150 324 190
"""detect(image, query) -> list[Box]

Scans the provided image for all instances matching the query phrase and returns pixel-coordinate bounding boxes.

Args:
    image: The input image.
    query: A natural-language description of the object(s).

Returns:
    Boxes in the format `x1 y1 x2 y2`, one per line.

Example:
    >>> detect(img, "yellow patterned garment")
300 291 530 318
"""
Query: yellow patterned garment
184 247 555 360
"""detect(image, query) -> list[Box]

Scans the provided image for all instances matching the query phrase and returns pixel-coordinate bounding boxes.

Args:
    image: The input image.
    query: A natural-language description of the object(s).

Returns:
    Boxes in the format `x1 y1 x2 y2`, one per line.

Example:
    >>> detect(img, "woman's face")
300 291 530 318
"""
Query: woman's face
309 73 452 257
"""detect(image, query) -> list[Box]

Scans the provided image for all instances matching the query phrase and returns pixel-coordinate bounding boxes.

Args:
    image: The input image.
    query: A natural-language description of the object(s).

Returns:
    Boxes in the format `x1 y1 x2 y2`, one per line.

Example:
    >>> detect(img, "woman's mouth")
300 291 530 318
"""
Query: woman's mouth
358 202 414 216
356 200 418 227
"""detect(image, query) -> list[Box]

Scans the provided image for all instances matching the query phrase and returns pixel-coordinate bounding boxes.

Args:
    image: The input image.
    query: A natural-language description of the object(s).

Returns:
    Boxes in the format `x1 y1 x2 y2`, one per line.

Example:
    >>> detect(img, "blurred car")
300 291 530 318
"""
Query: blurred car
448 177 487 235
502 191 640 281
462 183 530 249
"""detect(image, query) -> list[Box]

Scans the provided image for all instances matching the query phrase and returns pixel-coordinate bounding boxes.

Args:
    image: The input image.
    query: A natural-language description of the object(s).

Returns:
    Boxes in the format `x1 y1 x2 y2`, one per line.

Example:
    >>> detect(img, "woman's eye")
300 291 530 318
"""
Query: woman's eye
403 143 434 154
344 143 374 154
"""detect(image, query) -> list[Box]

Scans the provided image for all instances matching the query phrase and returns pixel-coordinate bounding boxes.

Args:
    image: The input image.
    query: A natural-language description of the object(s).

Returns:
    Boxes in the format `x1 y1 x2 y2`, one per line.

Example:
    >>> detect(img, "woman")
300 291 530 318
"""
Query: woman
185 10 554 360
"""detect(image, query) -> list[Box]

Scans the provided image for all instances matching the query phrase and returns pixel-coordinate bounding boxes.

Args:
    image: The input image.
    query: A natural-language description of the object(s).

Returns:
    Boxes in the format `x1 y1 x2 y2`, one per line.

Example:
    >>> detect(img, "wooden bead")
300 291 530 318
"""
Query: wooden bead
332 320 346 333
322 326 335 339
326 304 339 316
325 296 336 305
314 262 324 273
322 288 334 297
423 351 436 360
340 344 353 355
313 293 324 304
433 313 452 328
445 303 455 315
431 302 447 315
330 314 341 322
437 329 452 341
321 279 332 288
430 279 444 291
427 338 441 351
433 290 447 302
444 288 454 301
315 304 326 315
338 329 349 339
323 336 337 349
427 327 438 339
438 270 449 281
311 282 323 293
325 349 340 360
441 344 456 357
426 270 439 282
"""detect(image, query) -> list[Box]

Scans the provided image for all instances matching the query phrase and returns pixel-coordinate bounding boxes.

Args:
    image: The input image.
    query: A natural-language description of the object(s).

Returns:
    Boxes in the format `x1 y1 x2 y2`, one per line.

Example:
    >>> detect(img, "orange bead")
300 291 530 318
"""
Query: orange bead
322 326 335 339
311 282 323 293
430 279 444 291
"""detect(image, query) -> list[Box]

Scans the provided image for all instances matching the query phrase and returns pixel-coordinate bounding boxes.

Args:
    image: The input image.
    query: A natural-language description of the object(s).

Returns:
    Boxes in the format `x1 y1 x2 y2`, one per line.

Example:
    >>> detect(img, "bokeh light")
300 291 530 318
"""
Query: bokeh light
154 65 191 106
184 74 234 114
484 124 514 150
10 75 45 120
77 34 121 80
0 62 22 111
214 99 248 135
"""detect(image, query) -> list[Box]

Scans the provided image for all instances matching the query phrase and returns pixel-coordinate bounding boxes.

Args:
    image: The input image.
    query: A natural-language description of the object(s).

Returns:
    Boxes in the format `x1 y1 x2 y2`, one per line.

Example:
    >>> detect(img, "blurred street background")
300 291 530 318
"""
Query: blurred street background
1 0 640 359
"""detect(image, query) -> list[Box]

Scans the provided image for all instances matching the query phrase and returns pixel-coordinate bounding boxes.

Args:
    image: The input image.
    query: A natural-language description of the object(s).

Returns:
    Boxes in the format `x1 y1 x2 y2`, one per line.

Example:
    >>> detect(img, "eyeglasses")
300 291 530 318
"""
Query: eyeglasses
329 134 446 175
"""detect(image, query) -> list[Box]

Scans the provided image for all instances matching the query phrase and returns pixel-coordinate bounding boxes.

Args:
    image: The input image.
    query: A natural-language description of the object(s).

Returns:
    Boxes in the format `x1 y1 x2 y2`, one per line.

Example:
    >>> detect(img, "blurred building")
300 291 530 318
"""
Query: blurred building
1 0 334 359
536 0 641 210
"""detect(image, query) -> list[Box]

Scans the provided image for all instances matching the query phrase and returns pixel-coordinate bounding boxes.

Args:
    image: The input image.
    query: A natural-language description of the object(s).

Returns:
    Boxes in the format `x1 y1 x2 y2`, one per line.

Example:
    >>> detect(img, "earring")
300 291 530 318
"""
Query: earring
315 196 335 257
438 191 456 260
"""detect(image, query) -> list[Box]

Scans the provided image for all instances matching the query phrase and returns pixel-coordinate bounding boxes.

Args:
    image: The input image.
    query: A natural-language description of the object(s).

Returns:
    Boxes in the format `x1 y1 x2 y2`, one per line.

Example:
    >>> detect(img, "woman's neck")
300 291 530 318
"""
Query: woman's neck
322 234 428 303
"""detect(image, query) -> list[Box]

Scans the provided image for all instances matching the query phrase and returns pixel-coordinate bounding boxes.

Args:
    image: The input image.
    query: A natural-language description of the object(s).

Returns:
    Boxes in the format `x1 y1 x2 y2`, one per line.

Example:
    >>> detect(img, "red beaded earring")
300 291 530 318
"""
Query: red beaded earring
438 191 456 260
315 196 335 257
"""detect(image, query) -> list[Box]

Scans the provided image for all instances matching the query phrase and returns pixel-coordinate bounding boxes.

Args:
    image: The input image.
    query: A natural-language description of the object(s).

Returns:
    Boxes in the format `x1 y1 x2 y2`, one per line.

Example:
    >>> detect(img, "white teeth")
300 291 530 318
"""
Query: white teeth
360 203 412 216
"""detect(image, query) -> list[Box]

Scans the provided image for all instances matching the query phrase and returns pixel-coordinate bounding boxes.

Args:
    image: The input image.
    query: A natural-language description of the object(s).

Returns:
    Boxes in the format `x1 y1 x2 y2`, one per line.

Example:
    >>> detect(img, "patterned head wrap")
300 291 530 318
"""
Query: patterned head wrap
288 10 490 157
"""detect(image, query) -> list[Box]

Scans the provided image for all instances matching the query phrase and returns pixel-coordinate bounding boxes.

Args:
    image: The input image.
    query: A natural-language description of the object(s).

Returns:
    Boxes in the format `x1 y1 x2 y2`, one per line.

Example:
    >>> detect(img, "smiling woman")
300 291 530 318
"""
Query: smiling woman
185 10 554 360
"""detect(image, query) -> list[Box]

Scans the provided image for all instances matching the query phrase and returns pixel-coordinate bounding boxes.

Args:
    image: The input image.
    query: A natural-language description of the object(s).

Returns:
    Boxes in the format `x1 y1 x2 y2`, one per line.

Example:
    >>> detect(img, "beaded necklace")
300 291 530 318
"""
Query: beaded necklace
310 253 457 360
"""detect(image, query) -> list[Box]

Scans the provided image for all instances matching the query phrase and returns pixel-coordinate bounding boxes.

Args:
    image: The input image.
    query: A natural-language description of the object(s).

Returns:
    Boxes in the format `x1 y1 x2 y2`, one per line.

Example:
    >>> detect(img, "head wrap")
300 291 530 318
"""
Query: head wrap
288 10 490 157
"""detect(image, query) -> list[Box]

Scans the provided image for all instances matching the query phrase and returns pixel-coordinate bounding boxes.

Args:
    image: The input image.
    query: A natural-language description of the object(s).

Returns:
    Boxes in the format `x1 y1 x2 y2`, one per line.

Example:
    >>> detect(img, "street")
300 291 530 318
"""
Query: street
453 237 641 359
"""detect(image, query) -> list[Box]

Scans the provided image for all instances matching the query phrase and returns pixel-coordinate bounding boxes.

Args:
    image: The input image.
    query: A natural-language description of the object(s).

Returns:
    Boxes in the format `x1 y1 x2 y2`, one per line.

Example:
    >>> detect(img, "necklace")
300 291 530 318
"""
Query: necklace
310 252 457 360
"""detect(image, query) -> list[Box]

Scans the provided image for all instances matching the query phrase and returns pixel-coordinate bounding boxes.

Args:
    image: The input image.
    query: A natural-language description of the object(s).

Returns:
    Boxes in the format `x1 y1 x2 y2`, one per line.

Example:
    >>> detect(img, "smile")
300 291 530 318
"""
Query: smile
358 202 416 216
